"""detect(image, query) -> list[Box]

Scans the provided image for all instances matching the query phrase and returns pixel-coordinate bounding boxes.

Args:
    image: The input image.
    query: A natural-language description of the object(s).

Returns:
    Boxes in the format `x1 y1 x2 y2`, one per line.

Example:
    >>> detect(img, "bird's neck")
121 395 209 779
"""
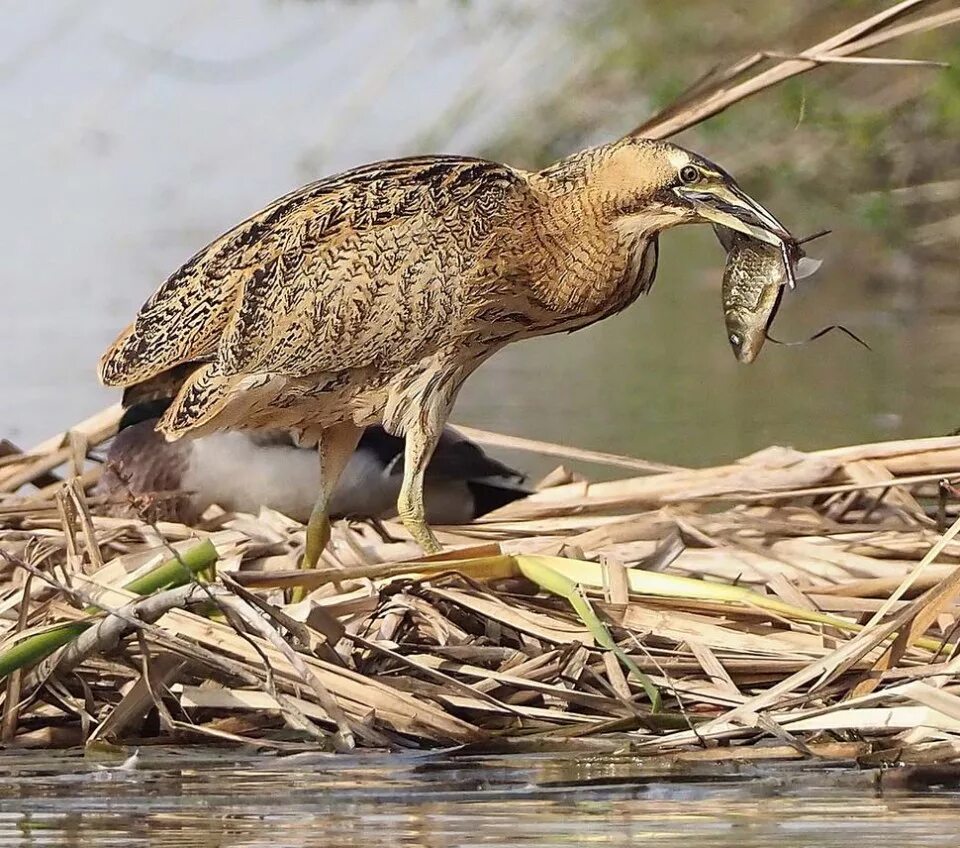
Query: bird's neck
522 177 657 322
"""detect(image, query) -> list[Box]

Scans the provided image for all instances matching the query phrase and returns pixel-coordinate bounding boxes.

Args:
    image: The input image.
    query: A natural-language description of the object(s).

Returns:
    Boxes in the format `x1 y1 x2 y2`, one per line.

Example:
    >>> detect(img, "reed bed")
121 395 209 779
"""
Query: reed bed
1 404 960 767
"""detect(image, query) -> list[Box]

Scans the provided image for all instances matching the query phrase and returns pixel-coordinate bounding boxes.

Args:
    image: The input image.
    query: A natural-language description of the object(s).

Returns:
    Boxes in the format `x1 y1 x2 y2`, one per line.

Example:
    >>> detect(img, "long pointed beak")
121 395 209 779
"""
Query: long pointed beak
676 183 792 247
680 182 800 287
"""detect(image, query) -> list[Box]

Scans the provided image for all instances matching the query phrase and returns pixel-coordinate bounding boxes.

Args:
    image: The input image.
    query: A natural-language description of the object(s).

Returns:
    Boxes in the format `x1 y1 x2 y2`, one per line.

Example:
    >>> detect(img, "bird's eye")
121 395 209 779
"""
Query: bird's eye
679 165 701 185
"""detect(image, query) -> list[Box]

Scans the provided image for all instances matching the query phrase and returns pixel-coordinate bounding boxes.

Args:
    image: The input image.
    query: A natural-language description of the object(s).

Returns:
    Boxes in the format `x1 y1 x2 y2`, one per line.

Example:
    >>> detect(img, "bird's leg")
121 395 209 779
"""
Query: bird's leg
297 422 362 598
396 381 462 554
394 363 470 554
368 517 403 545
397 420 444 554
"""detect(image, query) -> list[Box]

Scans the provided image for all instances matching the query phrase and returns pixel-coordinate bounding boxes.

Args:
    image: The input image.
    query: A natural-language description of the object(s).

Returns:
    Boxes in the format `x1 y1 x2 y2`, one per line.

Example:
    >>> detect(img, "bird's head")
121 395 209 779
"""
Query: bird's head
546 138 794 250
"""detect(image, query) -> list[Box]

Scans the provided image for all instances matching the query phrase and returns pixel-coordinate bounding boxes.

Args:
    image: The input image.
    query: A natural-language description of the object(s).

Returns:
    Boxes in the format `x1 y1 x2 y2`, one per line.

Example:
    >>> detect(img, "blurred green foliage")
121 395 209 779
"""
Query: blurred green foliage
487 0 958 272
931 43 960 130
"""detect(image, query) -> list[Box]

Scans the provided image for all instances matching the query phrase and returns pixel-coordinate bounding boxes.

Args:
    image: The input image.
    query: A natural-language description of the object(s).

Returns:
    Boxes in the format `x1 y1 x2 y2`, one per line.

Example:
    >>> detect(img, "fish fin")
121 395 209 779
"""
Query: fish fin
795 257 822 280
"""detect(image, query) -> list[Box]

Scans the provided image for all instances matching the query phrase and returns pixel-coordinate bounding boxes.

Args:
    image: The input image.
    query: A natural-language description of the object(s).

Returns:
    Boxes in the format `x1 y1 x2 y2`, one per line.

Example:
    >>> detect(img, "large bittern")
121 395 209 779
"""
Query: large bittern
99 137 794 569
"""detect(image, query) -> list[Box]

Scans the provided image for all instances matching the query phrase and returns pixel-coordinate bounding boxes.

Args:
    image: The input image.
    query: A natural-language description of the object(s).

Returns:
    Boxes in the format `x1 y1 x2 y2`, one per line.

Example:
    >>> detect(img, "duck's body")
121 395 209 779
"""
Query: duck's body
97 403 529 526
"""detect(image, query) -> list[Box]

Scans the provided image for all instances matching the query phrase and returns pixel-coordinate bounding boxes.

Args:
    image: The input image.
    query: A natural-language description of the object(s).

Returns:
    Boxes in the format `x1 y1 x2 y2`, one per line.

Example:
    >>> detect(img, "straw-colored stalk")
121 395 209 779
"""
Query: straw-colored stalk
0 539 218 680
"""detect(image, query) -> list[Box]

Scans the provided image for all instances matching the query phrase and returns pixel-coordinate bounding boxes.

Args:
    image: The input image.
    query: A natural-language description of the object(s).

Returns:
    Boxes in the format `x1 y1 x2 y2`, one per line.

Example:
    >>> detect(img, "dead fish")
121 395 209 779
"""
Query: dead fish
715 225 822 364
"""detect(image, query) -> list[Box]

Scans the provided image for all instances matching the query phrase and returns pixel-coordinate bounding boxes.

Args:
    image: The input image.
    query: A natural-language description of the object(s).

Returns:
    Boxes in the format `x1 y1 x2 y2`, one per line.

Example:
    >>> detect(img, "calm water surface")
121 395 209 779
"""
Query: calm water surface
1 748 958 847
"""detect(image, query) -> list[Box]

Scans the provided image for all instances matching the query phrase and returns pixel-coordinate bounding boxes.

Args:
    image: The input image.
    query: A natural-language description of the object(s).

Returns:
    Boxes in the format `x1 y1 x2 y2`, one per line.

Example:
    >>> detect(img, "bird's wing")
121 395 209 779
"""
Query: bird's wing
636 235 659 296
99 156 528 391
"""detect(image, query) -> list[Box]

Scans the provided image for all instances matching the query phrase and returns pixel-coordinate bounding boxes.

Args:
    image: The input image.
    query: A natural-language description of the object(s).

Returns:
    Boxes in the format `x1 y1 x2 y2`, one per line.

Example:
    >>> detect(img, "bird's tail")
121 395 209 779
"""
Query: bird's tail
118 397 174 431
120 362 196 408
156 361 238 439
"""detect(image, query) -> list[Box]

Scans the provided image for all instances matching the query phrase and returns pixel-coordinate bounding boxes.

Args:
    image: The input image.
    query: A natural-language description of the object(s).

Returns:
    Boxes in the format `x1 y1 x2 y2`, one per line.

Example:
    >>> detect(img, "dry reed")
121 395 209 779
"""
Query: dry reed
1 1 957 764
1 403 960 765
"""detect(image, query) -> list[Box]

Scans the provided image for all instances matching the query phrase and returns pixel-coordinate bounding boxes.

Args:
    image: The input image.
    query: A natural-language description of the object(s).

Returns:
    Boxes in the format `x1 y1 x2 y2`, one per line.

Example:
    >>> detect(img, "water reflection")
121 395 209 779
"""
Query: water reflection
0 749 958 847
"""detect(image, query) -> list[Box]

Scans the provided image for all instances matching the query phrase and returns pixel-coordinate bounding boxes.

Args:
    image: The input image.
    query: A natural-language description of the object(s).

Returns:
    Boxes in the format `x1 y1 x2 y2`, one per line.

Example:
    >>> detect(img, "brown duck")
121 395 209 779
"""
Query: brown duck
97 397 530 526
98 137 794 572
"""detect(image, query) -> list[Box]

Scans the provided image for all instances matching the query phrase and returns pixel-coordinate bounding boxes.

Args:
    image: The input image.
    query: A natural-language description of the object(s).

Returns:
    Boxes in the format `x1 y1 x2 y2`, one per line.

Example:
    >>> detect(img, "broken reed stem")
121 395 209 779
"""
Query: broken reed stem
1 572 32 741
630 0 959 139
53 584 211 674
215 587 357 751
0 539 218 680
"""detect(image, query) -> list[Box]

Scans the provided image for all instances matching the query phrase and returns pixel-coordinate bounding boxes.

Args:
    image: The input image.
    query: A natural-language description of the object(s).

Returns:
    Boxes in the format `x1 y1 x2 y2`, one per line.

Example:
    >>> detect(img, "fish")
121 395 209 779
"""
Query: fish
715 225 822 364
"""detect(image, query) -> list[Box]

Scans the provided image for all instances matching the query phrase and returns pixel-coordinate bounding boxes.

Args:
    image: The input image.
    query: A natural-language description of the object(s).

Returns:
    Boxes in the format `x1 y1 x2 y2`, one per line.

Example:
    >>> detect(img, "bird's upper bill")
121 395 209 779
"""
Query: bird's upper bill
677 181 791 248
665 146 798 285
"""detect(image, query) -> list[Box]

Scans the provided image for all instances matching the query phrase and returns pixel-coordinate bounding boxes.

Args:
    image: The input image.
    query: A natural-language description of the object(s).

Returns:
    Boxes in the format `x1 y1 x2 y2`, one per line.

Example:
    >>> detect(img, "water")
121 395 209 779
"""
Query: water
1 747 958 847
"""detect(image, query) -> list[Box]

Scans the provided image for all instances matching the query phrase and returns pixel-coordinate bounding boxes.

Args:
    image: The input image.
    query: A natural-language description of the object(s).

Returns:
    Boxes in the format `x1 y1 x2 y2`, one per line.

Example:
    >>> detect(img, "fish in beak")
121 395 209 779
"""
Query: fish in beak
675 181 799 287
716 225 822 365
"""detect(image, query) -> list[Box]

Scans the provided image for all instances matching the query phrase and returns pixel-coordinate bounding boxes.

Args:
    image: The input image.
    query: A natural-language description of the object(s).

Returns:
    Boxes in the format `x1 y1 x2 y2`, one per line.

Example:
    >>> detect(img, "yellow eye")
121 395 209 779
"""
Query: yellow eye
679 165 701 185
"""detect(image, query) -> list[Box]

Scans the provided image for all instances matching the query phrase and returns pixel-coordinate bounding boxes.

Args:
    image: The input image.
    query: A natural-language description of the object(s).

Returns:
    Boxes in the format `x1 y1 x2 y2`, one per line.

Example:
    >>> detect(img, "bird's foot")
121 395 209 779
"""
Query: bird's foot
398 489 442 555
368 517 403 545
408 522 442 556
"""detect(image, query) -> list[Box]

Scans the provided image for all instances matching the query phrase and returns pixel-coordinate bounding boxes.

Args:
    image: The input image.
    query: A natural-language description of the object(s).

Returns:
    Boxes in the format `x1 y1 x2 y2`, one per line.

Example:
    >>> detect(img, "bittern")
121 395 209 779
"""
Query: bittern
97 398 530 525
98 137 794 570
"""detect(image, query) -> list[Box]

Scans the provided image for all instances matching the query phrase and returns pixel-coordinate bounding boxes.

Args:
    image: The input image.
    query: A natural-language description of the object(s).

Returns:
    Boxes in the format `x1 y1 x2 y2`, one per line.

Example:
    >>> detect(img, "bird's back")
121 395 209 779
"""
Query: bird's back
99 156 532 439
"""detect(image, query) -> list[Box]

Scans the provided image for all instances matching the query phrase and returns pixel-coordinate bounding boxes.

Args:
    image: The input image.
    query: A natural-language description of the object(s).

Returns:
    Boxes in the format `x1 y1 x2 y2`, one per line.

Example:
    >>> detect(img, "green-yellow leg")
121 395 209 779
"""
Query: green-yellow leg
292 422 362 603
399 491 442 554
303 502 332 572
397 420 444 555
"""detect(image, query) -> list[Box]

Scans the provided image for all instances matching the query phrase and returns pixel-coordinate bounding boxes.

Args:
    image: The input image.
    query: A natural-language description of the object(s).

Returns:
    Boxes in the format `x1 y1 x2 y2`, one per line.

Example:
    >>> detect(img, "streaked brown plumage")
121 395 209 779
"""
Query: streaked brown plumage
99 137 794 565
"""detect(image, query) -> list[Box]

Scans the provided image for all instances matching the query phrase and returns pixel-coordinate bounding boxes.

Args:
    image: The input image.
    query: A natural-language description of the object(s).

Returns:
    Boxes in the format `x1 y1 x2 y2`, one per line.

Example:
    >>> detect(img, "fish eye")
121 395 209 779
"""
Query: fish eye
679 165 701 185
729 332 742 346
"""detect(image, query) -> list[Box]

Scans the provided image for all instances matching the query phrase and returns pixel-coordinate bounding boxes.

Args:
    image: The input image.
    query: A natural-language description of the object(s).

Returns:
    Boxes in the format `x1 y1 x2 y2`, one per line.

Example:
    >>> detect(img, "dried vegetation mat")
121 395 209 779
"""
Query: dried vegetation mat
2 405 960 768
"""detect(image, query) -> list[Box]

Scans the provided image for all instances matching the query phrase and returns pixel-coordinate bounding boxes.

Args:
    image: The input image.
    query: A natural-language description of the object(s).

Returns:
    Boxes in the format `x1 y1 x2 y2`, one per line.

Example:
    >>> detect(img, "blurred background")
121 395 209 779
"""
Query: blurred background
3 1 959 473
